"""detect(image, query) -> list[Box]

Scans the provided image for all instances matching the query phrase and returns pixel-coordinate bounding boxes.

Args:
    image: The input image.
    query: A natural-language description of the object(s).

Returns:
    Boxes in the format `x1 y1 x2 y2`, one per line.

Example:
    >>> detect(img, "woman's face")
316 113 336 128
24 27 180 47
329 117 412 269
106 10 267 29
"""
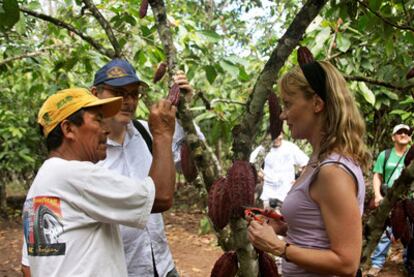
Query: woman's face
280 89 320 141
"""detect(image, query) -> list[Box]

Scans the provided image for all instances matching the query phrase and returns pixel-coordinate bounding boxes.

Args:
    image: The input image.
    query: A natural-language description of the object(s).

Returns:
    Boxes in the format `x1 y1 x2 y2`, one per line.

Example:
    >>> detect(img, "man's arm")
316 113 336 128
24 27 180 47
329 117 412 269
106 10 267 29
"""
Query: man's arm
22 265 31 277
372 172 384 207
148 99 177 213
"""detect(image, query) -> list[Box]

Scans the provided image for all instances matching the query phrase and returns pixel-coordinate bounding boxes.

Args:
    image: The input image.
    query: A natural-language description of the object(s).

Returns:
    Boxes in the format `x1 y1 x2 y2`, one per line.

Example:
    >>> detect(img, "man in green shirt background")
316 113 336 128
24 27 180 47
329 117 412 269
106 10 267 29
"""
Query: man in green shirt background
367 124 412 276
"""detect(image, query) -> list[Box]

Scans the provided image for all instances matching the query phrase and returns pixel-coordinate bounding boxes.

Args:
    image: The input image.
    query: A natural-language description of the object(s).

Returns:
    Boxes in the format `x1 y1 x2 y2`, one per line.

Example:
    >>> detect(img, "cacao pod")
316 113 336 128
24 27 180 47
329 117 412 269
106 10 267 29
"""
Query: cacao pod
407 67 414 80
139 0 148 19
391 201 411 244
211 251 238 277
405 144 414 167
268 92 283 140
297 46 315 66
167 83 180 106
180 142 198 182
227 160 256 217
208 177 232 229
405 199 414 223
153 62 167 83
259 251 280 277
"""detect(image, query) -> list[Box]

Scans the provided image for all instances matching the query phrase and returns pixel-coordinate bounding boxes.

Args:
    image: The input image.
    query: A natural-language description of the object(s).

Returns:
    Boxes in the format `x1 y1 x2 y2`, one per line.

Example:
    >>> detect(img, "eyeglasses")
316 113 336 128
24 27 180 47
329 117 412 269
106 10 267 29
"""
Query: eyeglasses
102 85 145 100
395 129 412 136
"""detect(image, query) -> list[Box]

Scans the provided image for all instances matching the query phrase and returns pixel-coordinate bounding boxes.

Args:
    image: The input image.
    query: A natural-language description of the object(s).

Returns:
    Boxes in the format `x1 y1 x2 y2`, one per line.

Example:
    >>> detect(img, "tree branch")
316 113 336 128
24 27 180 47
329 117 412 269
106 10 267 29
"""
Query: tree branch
361 161 414 267
344 74 414 92
148 0 221 190
19 6 116 58
357 0 414 32
231 0 328 161
81 0 123 58
0 44 67 66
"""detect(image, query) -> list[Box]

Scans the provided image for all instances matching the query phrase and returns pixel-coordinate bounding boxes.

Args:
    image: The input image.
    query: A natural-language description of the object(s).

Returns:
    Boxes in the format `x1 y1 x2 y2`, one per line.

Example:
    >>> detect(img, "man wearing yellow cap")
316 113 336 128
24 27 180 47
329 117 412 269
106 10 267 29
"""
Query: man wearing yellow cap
21 88 177 277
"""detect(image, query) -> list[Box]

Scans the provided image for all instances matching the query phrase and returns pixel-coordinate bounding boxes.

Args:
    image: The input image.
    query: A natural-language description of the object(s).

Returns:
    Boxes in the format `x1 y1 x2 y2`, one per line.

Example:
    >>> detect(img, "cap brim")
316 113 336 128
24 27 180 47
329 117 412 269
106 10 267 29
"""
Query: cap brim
104 76 149 89
85 96 123 118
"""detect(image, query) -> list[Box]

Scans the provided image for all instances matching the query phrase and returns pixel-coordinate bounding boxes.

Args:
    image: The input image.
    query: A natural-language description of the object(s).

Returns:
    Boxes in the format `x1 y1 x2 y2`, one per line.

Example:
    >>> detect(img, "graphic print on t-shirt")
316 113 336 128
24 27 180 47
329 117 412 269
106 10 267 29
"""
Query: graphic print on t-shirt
23 196 66 256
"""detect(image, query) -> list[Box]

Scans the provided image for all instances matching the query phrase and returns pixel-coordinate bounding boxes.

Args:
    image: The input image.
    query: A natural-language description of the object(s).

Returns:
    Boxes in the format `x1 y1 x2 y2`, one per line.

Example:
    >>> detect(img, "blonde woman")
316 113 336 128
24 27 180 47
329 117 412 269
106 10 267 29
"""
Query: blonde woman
248 61 370 276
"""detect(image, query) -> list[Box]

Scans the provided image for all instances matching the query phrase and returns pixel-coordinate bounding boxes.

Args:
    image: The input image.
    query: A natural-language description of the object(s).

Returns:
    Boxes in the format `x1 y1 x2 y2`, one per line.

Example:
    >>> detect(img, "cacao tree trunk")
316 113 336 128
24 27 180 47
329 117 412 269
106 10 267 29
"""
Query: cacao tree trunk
0 179 8 218
361 161 414 268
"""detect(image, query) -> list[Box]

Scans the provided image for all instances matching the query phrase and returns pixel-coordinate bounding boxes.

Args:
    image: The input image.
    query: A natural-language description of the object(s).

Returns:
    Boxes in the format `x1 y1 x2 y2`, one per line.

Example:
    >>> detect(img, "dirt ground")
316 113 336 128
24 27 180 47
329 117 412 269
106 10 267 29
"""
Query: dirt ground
0 210 408 277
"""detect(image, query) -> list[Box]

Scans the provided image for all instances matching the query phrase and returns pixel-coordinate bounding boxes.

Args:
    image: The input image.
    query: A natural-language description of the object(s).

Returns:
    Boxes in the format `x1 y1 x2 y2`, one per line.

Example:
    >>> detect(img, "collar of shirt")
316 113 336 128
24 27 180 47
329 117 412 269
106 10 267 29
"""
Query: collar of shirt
106 121 139 147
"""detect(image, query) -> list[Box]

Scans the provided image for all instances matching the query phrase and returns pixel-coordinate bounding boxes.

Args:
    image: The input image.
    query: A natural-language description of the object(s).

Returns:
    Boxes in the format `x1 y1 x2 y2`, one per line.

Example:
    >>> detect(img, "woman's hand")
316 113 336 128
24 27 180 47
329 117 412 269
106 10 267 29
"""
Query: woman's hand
247 220 285 255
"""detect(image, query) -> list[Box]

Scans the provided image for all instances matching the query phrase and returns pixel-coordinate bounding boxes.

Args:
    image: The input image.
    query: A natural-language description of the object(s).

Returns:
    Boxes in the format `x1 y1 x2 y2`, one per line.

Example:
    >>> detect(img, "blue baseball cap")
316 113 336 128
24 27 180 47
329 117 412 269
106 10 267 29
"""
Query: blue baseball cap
93 59 148 89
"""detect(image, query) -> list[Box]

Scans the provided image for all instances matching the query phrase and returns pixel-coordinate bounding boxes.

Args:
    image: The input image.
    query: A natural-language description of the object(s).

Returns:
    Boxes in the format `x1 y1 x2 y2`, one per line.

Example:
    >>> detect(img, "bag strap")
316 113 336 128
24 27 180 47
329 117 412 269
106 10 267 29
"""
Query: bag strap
132 119 153 154
384 149 406 185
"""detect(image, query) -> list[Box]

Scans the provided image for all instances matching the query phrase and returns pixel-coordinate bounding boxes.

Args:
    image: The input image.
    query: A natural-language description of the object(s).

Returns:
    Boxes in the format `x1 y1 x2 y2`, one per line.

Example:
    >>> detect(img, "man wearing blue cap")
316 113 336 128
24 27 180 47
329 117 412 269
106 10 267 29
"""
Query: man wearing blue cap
91 59 195 277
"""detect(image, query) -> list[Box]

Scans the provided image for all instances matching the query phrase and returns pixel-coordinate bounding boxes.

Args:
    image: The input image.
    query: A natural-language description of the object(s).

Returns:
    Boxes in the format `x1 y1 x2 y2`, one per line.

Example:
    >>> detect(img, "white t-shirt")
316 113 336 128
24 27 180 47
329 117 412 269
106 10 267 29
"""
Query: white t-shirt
260 140 308 201
22 157 155 277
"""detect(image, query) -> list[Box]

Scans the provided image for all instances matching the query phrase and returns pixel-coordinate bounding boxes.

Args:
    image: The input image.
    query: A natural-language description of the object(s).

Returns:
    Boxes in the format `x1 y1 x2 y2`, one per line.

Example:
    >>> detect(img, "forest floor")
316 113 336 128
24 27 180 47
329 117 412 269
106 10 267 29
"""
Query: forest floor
0 182 408 277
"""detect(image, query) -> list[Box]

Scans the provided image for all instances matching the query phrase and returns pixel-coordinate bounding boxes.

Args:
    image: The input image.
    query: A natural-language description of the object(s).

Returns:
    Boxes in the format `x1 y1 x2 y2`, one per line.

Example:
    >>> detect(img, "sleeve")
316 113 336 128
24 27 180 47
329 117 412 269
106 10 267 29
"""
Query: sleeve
21 236 29 266
249 146 264 163
68 162 155 228
291 143 309 167
373 151 386 174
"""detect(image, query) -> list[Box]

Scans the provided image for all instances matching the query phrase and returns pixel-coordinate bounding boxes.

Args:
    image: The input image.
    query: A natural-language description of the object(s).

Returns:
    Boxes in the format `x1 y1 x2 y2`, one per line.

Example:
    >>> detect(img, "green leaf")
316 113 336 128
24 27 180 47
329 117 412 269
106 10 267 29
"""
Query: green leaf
369 0 382 10
204 65 217 84
336 33 351 52
0 0 20 29
358 82 375 106
198 30 221 43
219 60 239 78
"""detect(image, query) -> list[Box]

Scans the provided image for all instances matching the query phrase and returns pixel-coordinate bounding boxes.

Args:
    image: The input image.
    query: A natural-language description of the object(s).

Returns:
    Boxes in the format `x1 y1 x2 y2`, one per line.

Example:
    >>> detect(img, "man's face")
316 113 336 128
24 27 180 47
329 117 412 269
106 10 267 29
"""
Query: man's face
97 83 142 126
71 107 109 163
392 128 412 146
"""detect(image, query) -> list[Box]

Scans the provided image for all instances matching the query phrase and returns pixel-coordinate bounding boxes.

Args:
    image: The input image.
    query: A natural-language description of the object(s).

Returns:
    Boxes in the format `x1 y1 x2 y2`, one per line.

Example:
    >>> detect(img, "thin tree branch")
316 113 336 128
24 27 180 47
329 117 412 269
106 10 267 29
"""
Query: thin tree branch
0 44 67 66
19 6 116 58
81 0 123 58
357 0 414 32
344 74 414 92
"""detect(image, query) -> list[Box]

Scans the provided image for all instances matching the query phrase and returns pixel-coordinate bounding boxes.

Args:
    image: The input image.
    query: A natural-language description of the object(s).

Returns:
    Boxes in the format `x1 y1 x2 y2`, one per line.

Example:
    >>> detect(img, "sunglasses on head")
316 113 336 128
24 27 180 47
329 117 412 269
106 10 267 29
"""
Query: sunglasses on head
395 129 412 135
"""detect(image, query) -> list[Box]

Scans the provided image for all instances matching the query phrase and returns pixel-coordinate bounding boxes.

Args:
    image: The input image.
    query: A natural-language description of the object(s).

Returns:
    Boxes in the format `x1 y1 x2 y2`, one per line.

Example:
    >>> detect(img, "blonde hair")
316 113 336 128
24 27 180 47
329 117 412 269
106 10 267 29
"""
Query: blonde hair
279 61 371 172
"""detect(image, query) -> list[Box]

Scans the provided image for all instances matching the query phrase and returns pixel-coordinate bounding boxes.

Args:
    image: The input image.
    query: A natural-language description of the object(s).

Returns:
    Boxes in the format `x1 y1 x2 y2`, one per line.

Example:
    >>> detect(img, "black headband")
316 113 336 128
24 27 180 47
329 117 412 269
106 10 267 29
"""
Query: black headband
300 62 327 102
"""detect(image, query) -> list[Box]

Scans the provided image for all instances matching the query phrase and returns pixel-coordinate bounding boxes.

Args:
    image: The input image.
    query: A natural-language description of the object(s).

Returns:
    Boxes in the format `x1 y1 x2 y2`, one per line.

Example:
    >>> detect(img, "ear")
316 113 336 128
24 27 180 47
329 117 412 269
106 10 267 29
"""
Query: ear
313 95 325 113
60 120 77 140
91 86 98 97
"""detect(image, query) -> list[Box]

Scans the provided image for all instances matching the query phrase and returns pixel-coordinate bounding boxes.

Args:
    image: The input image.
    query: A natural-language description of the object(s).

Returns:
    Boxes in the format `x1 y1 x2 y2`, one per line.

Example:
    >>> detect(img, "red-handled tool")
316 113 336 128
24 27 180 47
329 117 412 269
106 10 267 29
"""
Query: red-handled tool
243 206 284 223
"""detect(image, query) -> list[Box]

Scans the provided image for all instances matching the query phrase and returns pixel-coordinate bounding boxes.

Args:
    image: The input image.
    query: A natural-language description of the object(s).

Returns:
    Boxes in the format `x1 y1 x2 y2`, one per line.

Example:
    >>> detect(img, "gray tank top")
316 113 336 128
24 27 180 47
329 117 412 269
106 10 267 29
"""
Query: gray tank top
280 153 365 276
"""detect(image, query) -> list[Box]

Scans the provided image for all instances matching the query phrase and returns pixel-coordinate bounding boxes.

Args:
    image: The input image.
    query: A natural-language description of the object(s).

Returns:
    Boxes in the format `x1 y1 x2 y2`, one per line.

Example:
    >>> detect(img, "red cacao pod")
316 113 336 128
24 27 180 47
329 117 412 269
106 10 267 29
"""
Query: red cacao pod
405 144 414 167
211 251 238 277
208 177 232 229
180 142 198 182
268 92 283 140
406 67 414 80
404 199 414 223
167 83 180 106
153 62 167 83
139 0 148 19
297 46 315 66
391 201 411 243
227 160 256 217
259 251 280 277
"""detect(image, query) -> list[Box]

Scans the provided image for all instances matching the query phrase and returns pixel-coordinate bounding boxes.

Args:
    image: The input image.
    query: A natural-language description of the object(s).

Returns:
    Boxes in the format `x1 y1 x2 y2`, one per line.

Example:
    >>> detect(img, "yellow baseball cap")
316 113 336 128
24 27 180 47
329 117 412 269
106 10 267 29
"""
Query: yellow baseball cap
38 88 122 137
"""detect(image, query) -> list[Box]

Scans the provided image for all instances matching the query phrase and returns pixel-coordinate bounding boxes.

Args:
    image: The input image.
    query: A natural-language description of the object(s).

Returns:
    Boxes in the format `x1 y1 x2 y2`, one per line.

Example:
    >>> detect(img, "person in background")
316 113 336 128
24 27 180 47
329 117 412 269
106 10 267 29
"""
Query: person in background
367 124 412 277
247 61 370 276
